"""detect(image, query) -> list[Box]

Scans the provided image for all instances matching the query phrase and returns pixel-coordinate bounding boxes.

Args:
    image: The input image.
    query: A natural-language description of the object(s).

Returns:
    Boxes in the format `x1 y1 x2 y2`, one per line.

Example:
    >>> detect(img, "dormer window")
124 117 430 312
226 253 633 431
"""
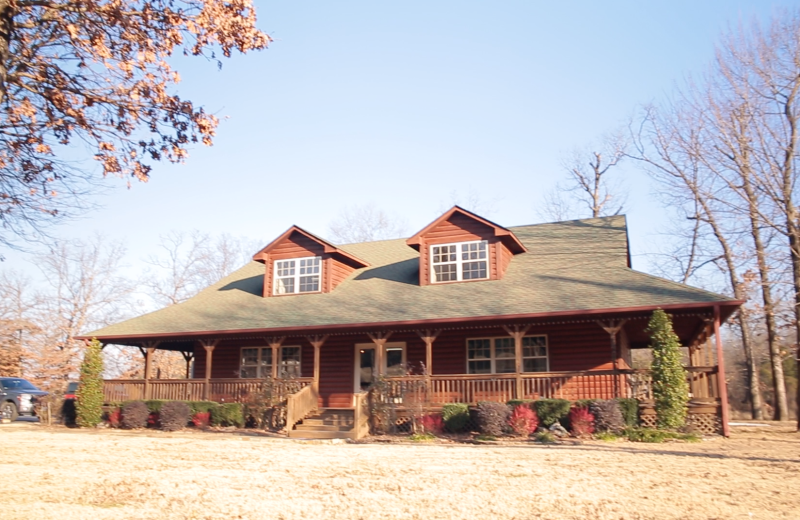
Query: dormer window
431 240 488 283
274 256 321 294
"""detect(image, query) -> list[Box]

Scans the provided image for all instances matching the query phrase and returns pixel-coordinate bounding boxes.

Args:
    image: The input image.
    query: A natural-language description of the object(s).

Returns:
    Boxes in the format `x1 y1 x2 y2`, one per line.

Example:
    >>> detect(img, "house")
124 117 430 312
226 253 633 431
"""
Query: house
84 207 740 438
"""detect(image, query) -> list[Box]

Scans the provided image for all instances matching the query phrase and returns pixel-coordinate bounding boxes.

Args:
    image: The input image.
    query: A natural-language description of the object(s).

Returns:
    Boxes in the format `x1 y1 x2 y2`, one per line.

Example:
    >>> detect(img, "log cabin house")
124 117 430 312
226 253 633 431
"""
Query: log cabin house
83 207 740 439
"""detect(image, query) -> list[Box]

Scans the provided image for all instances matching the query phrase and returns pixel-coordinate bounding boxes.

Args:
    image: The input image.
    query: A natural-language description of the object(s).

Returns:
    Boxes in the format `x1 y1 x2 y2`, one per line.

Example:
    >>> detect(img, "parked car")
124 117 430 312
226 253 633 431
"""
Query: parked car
64 381 79 400
0 377 48 421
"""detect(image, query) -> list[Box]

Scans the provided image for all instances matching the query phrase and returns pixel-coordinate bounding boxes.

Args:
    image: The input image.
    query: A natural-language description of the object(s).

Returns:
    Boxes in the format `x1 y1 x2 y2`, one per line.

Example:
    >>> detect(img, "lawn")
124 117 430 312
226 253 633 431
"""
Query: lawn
2 422 798 519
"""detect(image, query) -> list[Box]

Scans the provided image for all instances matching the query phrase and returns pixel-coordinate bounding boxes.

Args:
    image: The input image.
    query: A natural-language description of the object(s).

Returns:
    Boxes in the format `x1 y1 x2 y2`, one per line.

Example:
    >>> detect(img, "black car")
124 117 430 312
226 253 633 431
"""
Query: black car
0 377 48 421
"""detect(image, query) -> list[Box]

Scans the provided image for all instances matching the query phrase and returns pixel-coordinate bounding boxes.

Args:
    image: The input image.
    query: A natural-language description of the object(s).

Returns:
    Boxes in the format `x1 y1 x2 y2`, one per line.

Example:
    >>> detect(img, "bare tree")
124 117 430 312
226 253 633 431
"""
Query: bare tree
0 271 40 377
143 230 258 307
538 134 627 222
328 204 408 244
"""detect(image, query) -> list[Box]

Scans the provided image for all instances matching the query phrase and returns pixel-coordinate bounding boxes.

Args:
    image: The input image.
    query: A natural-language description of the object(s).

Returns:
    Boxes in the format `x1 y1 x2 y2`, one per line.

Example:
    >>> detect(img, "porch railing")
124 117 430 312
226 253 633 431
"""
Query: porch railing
380 367 719 405
103 377 313 404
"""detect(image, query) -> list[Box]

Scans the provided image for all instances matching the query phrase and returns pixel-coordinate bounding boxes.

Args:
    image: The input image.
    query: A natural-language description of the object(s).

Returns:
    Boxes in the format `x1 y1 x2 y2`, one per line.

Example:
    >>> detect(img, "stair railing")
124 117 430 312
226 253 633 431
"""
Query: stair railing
353 389 371 439
286 384 319 432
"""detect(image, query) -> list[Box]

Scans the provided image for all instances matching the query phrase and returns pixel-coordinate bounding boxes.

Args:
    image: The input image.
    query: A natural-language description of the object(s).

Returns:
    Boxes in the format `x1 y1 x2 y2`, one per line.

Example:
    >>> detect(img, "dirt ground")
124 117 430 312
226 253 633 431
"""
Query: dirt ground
0 422 798 520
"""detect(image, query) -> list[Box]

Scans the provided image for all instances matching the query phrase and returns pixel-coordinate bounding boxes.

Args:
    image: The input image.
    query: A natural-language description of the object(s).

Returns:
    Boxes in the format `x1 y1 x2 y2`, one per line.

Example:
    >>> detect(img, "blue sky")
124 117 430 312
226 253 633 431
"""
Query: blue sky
5 1 796 279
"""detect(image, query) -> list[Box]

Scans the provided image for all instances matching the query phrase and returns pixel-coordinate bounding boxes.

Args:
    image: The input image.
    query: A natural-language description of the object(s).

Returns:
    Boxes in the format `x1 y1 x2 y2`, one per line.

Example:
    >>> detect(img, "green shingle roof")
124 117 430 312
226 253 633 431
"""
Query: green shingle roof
86 216 735 340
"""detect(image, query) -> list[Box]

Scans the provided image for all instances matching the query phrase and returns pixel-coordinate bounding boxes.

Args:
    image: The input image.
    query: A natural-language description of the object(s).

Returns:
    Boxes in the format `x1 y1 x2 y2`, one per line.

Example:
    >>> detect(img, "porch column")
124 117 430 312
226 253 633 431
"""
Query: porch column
503 325 530 400
713 306 731 437
306 335 329 393
181 351 194 380
139 341 159 400
367 331 393 377
598 320 626 399
200 340 219 401
265 337 285 379
416 330 440 389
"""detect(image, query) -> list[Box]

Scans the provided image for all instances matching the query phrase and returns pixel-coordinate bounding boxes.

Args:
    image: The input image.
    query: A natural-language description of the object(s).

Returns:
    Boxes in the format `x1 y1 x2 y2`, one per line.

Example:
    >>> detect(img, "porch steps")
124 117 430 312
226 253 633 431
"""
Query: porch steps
289 408 358 440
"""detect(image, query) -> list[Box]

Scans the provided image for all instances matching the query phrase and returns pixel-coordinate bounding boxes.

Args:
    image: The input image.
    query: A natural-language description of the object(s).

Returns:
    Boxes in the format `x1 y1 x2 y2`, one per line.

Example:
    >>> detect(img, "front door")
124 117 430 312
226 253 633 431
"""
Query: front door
356 346 376 392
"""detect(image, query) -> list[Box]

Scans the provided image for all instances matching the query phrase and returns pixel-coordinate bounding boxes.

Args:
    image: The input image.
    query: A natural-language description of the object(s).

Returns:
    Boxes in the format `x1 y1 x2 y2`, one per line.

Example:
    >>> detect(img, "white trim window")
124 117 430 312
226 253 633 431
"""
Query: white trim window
467 335 549 374
273 256 321 294
240 346 303 378
431 240 488 283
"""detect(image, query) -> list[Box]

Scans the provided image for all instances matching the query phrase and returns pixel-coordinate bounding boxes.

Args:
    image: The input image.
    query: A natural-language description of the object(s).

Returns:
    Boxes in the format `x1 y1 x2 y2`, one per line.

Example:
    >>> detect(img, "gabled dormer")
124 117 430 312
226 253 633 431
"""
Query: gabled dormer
253 226 369 297
406 206 526 286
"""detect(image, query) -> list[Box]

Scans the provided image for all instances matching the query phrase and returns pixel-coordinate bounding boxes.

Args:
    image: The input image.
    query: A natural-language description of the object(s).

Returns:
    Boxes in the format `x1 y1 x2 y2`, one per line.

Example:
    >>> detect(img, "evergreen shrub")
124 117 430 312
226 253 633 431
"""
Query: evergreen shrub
475 401 510 437
647 309 689 429
188 400 219 415
160 401 190 431
211 403 244 427
533 399 571 427
76 338 104 428
121 401 149 429
441 403 470 432
616 398 639 427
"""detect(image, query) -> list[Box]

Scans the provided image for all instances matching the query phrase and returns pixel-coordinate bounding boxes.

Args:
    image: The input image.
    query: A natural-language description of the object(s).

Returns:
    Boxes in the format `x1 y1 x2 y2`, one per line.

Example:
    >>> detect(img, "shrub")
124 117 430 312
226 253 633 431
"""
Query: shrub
616 398 639 427
120 401 149 429
420 414 444 435
568 406 595 437
147 412 160 428
76 338 104 428
506 399 534 409
588 400 625 433
192 411 211 429
188 401 219 415
106 407 121 428
534 431 556 443
647 309 689 429
211 403 244 427
143 399 169 413
442 403 470 432
475 401 510 437
160 401 190 431
533 399 571 427
574 399 597 409
508 405 538 437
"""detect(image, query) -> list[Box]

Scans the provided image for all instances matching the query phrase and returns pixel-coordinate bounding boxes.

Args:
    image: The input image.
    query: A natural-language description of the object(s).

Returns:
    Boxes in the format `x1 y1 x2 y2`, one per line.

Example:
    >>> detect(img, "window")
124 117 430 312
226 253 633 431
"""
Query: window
467 336 548 374
273 256 321 295
240 346 302 378
431 240 488 283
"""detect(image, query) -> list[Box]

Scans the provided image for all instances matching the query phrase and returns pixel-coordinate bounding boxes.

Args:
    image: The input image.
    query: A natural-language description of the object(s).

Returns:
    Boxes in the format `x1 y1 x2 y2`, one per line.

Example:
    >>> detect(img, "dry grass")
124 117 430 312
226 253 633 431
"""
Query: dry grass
1 422 798 519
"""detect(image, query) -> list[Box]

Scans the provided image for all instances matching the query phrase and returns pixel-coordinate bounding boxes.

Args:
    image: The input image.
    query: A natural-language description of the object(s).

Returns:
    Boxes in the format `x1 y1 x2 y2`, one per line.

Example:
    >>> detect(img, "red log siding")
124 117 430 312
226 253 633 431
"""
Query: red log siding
497 242 513 278
418 213 502 286
189 322 624 404
330 260 356 291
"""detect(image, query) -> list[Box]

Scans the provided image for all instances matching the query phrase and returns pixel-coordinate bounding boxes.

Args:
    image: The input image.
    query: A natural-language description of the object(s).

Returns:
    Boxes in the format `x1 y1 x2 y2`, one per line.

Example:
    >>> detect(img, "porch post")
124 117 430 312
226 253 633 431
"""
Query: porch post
416 329 441 391
713 306 731 437
598 320 626 399
367 331 393 377
201 340 219 401
306 335 329 394
140 341 159 400
503 325 530 400
181 351 194 380
265 337 285 379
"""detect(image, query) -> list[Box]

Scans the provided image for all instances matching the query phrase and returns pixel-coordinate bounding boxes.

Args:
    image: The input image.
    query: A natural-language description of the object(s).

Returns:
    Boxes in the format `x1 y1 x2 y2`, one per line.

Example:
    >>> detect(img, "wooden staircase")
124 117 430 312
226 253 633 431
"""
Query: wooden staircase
288 408 363 439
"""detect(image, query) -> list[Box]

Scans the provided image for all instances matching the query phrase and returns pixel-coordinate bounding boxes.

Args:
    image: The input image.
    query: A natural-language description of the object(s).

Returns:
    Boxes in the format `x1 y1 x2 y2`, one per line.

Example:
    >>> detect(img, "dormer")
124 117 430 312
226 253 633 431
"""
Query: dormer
406 206 526 286
253 226 369 297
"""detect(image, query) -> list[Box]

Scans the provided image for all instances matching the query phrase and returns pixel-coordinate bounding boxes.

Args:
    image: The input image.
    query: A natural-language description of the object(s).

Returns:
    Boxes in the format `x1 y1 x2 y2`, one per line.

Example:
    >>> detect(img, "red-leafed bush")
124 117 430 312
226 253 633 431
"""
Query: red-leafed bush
192 411 211 429
569 406 595 437
508 405 538 437
107 407 121 428
420 414 444 434
147 411 160 428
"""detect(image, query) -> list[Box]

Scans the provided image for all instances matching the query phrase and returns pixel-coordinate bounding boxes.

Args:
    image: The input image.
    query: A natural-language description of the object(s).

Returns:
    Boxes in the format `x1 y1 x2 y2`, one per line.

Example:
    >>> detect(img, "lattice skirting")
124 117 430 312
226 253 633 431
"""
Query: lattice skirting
639 408 722 435
640 413 658 429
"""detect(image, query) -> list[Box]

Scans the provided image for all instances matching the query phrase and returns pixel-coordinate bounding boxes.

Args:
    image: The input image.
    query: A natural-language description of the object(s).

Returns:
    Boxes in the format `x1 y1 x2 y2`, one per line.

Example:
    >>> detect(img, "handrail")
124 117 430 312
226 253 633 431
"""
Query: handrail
353 390 370 439
286 384 319 432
